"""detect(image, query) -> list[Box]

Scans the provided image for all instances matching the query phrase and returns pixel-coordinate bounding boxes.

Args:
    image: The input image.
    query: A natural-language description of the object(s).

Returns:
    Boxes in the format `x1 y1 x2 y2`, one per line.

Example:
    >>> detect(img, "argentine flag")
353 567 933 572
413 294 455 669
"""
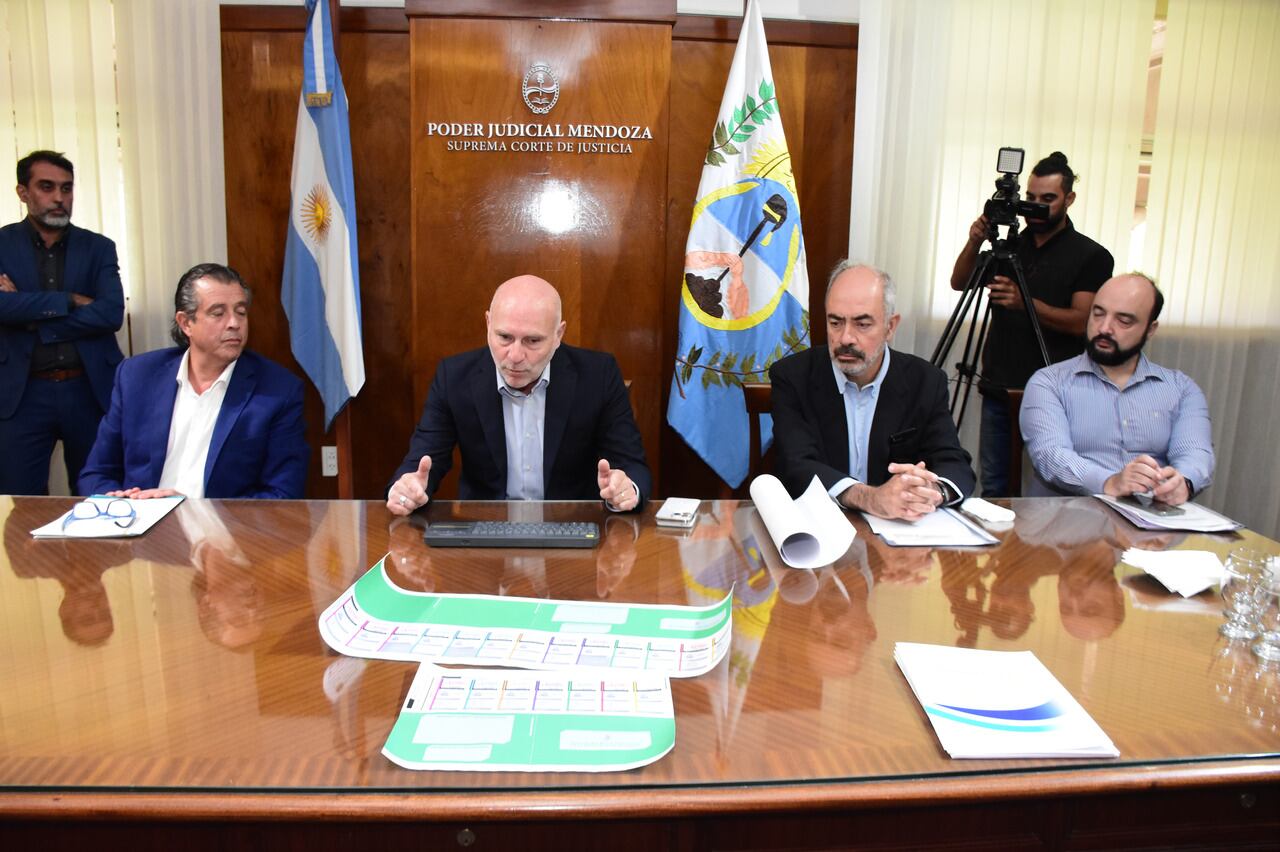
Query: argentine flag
283 0 365 430
667 0 810 488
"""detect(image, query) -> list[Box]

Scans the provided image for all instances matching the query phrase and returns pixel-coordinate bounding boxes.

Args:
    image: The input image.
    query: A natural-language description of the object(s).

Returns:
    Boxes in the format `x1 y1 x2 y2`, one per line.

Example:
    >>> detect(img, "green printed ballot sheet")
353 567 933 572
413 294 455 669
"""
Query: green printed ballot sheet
383 664 675 771
320 557 732 677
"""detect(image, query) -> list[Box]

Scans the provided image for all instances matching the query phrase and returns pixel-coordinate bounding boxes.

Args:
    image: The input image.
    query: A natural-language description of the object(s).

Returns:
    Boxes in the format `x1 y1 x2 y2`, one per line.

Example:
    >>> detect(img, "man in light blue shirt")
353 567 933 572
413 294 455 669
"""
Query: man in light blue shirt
1020 273 1214 504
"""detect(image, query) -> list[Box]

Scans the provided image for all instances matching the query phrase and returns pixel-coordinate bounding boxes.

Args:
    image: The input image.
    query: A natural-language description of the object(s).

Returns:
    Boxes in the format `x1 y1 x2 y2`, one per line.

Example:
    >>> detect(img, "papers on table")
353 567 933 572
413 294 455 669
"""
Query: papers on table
1118 548 1226 597
864 508 998 547
320 557 732 677
1095 494 1242 533
382 664 674 772
748 474 855 568
1121 575 1222 616
894 642 1118 759
321 556 733 772
30 495 184 539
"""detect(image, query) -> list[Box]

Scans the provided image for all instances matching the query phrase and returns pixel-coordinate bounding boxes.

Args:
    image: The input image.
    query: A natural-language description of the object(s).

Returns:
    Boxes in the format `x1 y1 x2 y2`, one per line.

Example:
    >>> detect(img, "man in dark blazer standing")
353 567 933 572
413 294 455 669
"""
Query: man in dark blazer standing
386 275 650 514
770 261 974 520
79 263 307 499
0 150 124 494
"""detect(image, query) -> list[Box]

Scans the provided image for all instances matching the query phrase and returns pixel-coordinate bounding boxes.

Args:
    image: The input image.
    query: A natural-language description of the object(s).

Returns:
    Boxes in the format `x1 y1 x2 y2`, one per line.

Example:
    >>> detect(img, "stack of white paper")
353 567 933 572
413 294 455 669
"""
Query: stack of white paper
865 508 997 547
894 642 1118 759
1119 548 1226 597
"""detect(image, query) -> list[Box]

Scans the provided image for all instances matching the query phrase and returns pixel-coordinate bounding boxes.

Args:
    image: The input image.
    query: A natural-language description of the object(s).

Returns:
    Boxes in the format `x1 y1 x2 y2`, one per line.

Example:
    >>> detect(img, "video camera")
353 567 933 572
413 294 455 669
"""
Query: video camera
982 147 1049 227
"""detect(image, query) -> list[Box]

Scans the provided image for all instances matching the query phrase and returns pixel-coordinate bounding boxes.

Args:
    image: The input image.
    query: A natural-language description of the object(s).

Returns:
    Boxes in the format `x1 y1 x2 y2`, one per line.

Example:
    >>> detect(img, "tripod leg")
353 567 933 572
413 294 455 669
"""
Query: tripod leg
931 251 993 367
1007 253 1051 367
934 251 996 429
955 300 992 428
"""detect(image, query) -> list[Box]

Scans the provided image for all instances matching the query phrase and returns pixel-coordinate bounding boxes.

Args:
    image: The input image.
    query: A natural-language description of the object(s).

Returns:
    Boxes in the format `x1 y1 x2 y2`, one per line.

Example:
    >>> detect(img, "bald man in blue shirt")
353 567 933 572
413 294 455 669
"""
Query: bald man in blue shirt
1020 273 1214 504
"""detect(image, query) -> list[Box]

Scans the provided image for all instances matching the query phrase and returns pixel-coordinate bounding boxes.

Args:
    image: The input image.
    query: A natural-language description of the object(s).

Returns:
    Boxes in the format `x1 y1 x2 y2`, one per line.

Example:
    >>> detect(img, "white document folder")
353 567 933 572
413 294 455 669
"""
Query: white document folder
894 642 1118 759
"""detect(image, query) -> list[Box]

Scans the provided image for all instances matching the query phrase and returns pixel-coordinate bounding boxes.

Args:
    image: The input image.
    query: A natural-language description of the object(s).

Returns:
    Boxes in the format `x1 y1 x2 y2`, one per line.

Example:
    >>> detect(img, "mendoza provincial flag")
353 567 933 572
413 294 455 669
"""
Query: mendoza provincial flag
667 0 809 488
282 0 365 430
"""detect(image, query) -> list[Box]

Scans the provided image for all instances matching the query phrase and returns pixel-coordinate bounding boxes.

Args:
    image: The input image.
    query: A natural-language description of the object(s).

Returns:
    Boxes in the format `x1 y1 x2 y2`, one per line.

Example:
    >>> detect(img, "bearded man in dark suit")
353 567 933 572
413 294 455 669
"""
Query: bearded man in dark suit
769 261 974 521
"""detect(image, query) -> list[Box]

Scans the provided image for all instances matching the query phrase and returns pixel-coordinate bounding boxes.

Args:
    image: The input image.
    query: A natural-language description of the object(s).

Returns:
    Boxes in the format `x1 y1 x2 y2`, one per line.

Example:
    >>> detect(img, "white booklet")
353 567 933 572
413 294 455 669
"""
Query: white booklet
30 495 185 539
894 642 1118 759
748 474 856 569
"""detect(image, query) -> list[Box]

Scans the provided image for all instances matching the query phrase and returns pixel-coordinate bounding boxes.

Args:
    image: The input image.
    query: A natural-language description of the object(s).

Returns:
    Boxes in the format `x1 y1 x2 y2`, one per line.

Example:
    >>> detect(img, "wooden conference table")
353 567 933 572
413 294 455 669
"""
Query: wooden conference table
1 495 1277 850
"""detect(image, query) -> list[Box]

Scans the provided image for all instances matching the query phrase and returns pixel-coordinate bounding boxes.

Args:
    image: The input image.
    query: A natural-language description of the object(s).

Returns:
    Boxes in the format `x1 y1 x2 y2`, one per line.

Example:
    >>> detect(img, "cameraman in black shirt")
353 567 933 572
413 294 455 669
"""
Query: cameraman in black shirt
950 152 1113 497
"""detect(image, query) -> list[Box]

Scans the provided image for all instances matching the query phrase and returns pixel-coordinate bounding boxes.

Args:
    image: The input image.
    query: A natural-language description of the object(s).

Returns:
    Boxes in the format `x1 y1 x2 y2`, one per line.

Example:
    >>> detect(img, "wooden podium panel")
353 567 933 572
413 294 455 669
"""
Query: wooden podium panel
409 15 671 464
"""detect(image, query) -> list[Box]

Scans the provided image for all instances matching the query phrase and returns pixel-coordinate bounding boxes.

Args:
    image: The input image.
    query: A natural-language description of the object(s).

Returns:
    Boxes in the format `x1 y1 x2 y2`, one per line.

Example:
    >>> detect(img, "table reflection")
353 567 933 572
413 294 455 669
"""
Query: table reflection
3 496 1278 795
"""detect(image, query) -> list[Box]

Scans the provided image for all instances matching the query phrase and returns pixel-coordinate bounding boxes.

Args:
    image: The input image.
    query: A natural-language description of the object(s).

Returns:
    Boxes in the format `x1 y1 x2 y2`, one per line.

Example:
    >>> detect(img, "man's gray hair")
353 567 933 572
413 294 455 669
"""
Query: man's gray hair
170 263 252 348
826 259 897 320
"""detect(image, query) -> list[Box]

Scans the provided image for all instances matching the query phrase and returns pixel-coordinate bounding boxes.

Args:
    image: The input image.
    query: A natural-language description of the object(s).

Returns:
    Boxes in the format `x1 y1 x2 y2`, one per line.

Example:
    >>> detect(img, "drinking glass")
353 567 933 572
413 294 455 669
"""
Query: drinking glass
1251 571 1280 663
1220 548 1269 640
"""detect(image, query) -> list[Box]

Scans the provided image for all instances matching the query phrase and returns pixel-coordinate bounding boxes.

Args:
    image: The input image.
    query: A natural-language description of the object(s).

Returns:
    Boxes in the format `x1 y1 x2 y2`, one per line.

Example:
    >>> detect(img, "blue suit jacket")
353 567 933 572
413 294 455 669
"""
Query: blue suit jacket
389 344 651 507
0 221 125 417
79 348 309 498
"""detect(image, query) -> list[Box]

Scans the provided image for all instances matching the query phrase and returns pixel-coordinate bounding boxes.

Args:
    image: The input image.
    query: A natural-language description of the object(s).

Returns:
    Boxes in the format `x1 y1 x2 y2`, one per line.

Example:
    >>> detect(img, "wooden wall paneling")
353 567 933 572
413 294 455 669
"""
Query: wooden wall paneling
409 15 671 496
406 0 676 23
221 28 324 491
659 28 856 497
222 14 412 500
222 6 852 500
339 33 413 500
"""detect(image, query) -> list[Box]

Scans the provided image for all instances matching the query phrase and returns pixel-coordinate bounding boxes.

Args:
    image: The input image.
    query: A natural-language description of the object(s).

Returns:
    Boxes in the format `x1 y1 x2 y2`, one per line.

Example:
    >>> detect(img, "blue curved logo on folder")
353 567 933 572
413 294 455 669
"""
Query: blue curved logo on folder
925 700 1065 732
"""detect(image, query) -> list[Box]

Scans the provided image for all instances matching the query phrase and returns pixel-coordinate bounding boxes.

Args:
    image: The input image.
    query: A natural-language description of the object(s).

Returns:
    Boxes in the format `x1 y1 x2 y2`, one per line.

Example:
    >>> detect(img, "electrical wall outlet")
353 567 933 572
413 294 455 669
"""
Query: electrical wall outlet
322 446 338 477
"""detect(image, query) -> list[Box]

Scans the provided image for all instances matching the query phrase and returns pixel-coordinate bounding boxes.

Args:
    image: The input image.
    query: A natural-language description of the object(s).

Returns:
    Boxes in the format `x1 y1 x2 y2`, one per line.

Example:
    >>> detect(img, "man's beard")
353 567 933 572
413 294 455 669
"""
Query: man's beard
1086 330 1149 366
831 341 885 380
36 209 70 229
1024 206 1064 235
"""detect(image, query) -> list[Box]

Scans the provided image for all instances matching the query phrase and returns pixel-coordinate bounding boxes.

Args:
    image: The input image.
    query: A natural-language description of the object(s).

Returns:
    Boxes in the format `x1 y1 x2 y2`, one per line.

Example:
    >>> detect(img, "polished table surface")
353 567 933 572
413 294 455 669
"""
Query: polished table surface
1 495 1278 822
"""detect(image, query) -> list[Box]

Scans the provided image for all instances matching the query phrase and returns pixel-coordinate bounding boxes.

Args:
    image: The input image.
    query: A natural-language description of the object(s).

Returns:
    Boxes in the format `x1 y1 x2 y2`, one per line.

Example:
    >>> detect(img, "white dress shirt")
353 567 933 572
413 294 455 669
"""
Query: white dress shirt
158 350 237 498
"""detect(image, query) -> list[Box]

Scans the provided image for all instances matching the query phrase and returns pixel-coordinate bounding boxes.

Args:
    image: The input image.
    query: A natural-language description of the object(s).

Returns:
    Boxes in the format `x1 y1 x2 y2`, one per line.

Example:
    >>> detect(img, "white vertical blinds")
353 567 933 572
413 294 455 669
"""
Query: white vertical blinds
114 0 229 354
1142 0 1280 535
1 0 129 287
853 0 1152 349
850 0 1280 537
0 0 227 357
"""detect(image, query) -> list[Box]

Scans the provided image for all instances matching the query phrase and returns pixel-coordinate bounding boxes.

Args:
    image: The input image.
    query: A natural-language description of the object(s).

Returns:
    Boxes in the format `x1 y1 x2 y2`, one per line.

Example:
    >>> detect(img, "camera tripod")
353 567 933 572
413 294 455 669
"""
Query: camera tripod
930 223 1050 429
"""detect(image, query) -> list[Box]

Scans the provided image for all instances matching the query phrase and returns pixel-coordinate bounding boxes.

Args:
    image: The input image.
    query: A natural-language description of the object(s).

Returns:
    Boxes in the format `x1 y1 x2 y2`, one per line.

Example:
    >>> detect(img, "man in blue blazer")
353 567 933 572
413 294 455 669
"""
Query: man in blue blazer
0 150 125 494
386 275 650 514
79 263 307 499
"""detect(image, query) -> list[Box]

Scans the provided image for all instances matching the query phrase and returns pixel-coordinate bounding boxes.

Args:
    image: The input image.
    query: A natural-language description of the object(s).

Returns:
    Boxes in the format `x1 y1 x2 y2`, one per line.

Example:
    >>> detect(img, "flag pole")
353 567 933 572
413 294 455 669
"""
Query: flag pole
329 0 353 500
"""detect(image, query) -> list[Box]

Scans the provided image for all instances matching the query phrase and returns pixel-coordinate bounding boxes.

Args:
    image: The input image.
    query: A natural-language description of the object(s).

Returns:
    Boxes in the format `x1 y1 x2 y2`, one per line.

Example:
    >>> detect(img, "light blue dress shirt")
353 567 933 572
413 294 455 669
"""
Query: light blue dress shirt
497 363 550 501
495 361 634 509
1020 352 1215 497
827 349 891 499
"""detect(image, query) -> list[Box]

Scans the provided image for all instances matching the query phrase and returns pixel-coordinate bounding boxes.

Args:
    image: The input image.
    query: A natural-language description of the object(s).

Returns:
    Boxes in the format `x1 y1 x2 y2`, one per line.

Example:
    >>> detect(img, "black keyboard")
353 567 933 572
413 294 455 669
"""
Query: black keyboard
423 520 601 549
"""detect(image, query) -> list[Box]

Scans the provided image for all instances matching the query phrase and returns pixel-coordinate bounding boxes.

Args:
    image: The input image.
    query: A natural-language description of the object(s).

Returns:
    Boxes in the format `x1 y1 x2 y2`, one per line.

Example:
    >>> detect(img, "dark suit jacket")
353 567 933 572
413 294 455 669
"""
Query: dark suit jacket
769 346 975 499
390 344 651 507
78 348 308 498
0 221 125 417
